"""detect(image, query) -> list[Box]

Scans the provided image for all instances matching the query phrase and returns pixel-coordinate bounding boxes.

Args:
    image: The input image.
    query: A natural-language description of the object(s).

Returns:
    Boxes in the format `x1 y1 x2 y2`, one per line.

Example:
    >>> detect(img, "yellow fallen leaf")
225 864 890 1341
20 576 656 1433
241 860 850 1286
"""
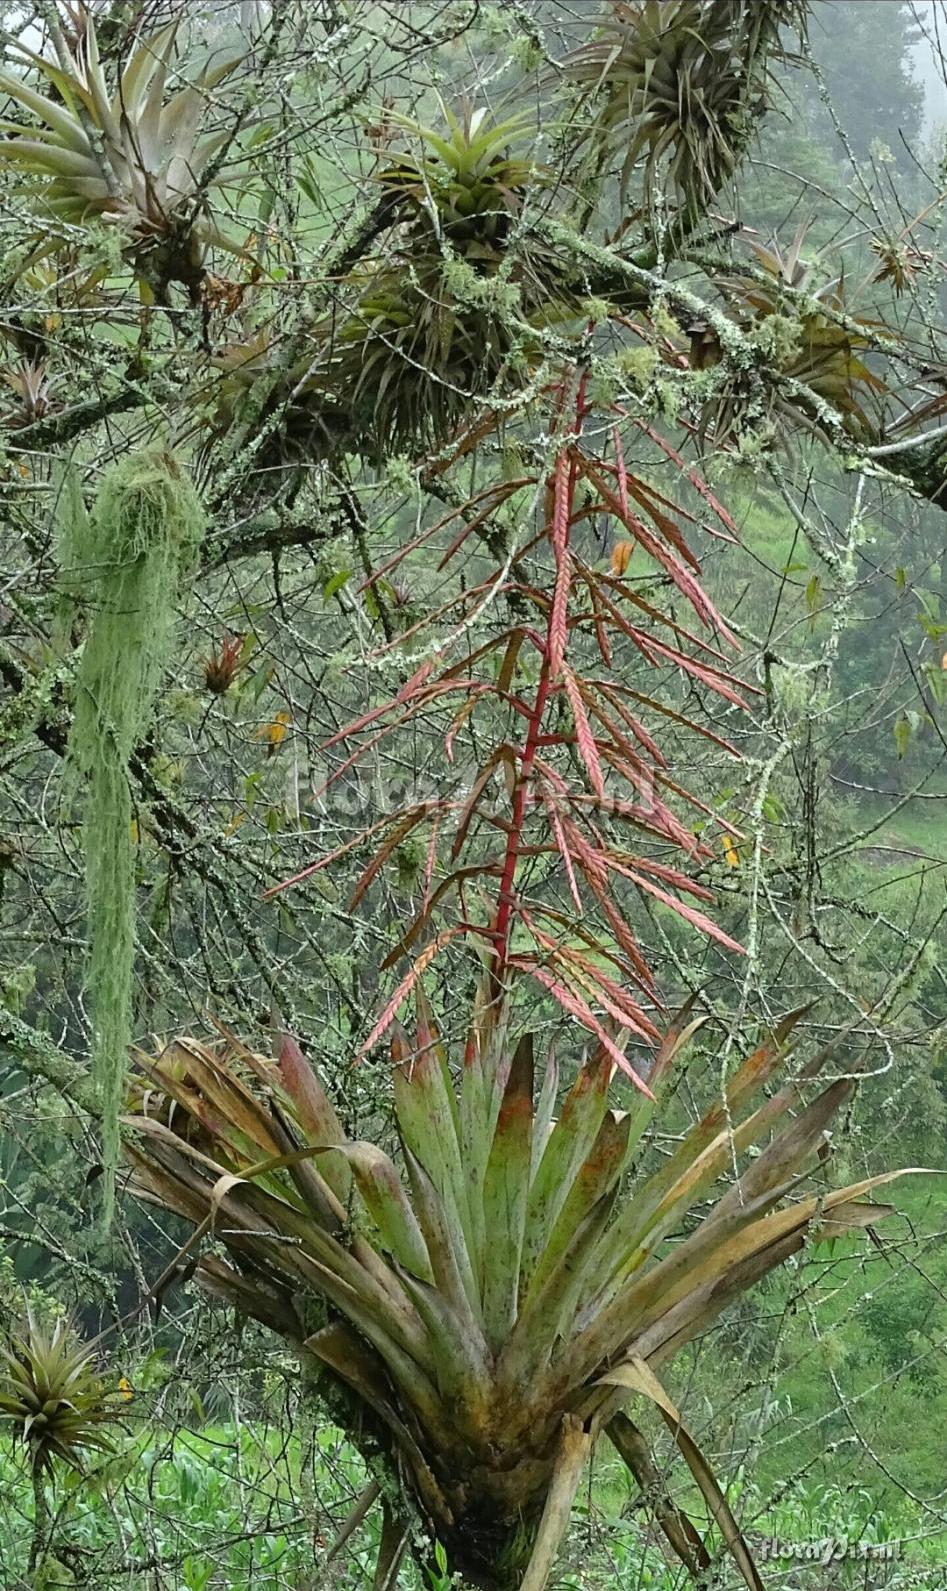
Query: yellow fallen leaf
611 539 634 576
118 1376 133 1402
256 710 291 756
722 834 740 867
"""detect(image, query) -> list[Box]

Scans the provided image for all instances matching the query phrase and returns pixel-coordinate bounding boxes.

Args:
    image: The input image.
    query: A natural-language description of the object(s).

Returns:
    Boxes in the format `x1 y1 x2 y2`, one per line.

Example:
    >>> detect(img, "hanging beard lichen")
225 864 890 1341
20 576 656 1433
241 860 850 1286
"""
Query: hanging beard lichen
58 452 205 1219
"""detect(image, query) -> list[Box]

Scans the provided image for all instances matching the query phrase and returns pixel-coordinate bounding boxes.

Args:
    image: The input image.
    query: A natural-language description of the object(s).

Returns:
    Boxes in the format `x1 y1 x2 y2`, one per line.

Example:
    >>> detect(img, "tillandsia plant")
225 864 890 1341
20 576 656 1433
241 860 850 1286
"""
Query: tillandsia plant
561 0 809 226
0 12 248 301
209 103 563 479
124 993 916 1591
338 102 554 457
0 1314 124 1572
123 382 922 1590
692 222 889 447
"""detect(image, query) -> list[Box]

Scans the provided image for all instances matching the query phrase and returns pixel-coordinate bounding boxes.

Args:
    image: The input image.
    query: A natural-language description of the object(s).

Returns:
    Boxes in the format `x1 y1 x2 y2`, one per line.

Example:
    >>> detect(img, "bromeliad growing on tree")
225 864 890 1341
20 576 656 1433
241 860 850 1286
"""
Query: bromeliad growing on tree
122 390 922 1590
2 7 929 1584
0 14 249 301
124 993 916 1591
0 1315 126 1575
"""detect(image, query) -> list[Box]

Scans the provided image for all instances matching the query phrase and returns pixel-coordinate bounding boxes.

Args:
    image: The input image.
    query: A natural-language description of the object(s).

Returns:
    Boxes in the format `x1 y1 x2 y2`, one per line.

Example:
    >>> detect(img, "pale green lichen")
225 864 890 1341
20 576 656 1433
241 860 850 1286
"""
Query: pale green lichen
59 451 205 1221
384 454 419 496
617 343 660 391
652 301 683 341
750 311 802 366
441 254 521 317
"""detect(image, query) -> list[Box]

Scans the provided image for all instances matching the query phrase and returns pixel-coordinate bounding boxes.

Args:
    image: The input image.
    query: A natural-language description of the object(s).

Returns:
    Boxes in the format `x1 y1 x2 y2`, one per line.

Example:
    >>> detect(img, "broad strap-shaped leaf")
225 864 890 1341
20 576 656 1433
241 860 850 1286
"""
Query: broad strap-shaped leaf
304 1321 454 1526
505 1111 635 1389
118 23 178 122
522 1108 630 1312
0 70 93 154
394 1266 494 1443
0 139 102 177
403 1146 482 1329
590 1006 812 1283
584 1178 803 1375
414 986 463 1145
603 1073 856 1316
392 1022 473 1262
196 1254 303 1340
622 997 707 1165
333 1141 432 1282
480 1033 534 1350
709 1075 853 1224
519 1415 591 1591
606 1412 711 1577
544 1164 919 1417
126 1123 431 1372
599 1357 764 1591
498 1190 618 1406
625 1173 926 1370
455 984 511 1291
521 1051 612 1290
131 1041 287 1180
530 1037 559 1181
272 1020 352 1203
203 1025 349 1227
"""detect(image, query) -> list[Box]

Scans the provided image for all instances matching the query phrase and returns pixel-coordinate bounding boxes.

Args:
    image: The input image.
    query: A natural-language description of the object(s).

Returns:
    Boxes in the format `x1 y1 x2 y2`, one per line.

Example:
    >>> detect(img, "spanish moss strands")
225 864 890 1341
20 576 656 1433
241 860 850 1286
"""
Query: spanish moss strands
59 452 205 1220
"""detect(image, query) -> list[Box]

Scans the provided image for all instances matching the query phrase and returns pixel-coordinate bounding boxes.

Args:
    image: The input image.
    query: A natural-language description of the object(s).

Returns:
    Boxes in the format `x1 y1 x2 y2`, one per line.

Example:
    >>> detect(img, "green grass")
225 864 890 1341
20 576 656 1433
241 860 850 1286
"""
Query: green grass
854 795 947 866
3 1410 947 1588
0 1421 366 1590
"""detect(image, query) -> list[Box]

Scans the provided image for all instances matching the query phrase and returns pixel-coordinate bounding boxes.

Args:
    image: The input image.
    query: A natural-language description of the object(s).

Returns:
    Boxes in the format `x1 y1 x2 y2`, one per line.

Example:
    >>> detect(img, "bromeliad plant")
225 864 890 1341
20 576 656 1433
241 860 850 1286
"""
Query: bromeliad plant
124 387 917 1590
562 0 809 224
210 104 562 473
375 102 541 260
0 15 247 300
0 1314 124 1573
0 1314 120 1477
124 994 911 1591
702 224 889 446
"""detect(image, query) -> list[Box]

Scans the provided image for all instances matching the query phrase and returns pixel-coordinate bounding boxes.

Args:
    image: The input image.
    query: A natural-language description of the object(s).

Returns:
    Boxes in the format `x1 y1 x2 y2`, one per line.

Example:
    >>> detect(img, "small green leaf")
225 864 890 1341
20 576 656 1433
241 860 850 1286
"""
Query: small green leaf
893 716 911 759
297 169 320 205
895 566 906 591
245 663 274 703
924 661 947 705
323 568 351 601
